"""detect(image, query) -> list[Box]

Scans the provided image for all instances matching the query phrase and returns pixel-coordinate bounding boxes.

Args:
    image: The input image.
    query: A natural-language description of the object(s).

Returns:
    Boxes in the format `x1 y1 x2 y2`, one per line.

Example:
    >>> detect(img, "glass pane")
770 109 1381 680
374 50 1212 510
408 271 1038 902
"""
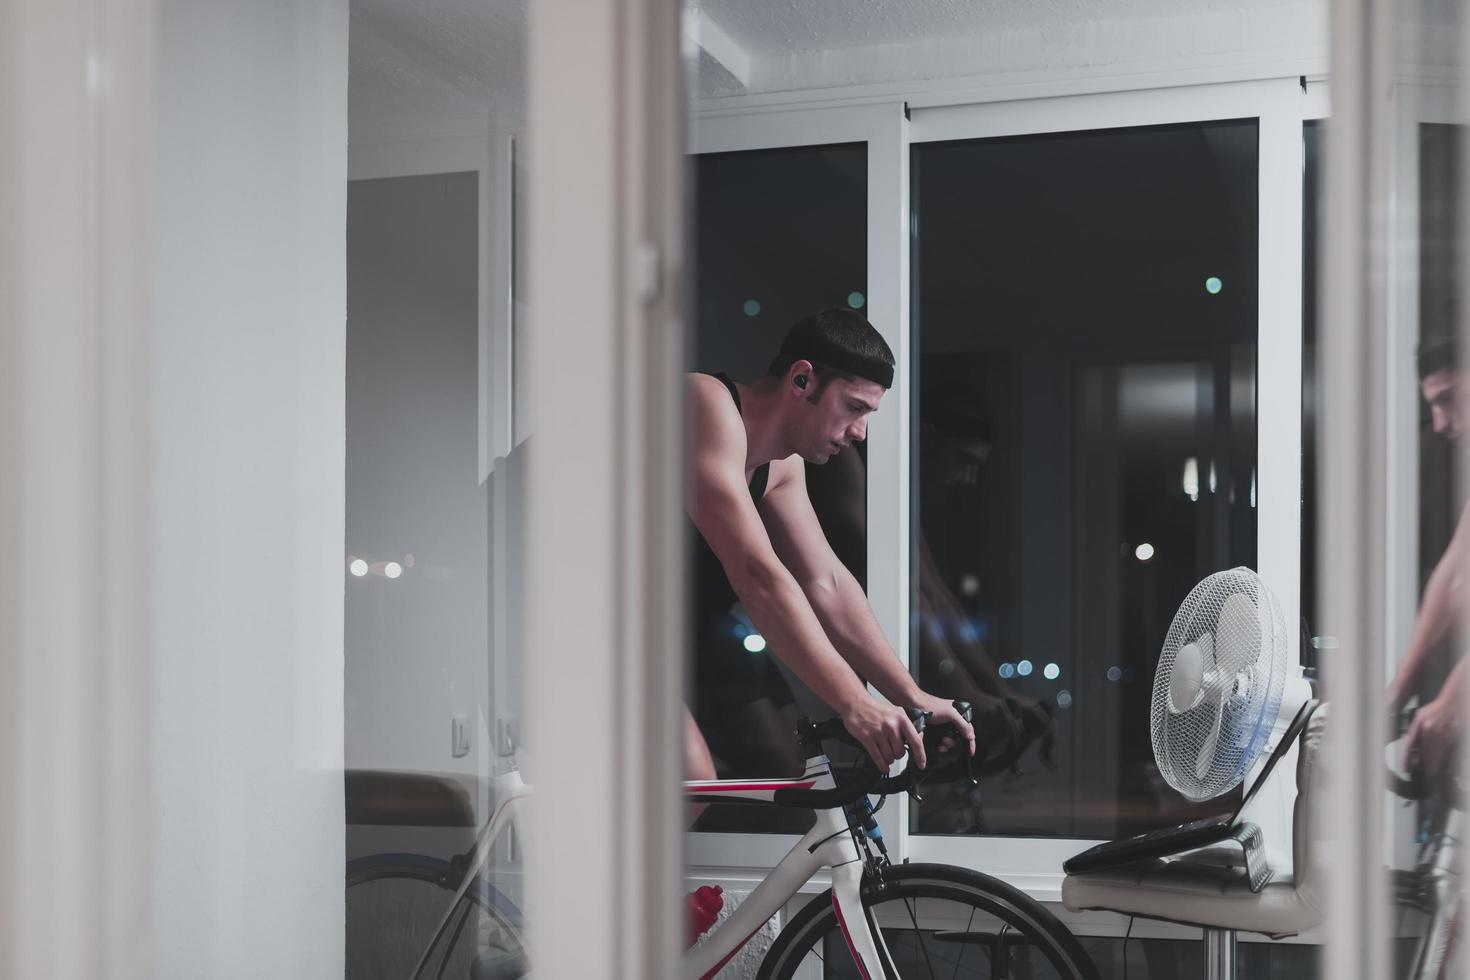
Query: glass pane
344 4 530 976
912 120 1259 839
689 143 868 834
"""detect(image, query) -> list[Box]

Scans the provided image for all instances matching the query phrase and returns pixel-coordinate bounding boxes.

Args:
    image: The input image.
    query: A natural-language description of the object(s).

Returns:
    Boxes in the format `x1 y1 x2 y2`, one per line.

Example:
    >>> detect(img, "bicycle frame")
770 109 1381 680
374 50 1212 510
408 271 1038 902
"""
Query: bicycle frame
1404 804 1462 980
407 768 531 980
682 753 890 980
410 754 890 980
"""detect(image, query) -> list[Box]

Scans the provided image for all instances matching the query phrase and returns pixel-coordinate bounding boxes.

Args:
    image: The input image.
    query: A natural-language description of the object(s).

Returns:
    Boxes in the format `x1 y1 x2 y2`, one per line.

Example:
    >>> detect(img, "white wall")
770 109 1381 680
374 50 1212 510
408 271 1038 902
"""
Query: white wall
153 1 347 977
344 172 490 784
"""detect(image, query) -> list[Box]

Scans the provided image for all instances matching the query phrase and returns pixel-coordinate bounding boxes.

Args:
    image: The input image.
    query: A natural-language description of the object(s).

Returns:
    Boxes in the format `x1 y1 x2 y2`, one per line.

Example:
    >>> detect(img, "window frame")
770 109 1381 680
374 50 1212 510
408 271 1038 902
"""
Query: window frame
687 78 1333 923
904 76 1325 901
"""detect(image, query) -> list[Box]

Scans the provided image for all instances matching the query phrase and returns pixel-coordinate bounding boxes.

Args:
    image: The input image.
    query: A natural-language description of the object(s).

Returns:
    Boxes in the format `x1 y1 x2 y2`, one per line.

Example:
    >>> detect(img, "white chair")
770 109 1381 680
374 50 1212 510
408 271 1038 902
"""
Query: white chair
1062 708 1326 980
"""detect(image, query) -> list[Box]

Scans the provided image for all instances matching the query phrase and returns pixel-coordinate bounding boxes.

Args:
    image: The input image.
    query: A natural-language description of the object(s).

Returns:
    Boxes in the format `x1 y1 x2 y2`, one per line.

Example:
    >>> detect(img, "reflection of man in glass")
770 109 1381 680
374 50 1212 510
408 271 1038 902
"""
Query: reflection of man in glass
914 394 1053 769
685 309 974 794
1389 331 1466 775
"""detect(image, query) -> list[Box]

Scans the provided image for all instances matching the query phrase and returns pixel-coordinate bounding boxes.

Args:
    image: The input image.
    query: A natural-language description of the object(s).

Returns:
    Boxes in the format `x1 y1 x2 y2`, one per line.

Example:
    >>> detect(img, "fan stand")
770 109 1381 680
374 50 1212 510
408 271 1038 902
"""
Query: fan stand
1204 928 1237 979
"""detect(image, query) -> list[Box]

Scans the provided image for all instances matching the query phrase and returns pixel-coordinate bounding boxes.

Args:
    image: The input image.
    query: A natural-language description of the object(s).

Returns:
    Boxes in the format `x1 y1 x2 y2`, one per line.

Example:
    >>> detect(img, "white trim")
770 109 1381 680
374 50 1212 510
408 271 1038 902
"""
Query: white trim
1258 98 1307 674
482 133 517 480
905 835 1089 904
688 830 808 871
910 76 1313 144
348 132 488 182
682 7 751 91
695 62 1329 120
691 101 897 155
862 102 913 857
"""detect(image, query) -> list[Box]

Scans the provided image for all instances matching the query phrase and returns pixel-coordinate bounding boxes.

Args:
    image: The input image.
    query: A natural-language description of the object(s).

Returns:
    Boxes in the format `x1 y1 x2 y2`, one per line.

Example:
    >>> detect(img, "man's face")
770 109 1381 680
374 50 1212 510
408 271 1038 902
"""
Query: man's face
794 375 886 464
1422 369 1462 441
937 433 992 487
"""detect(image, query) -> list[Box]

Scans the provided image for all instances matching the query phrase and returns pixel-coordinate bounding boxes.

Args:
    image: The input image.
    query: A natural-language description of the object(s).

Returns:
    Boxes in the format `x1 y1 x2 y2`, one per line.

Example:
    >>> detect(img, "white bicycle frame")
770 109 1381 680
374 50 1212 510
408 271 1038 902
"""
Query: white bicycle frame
409 753 891 980
682 753 890 980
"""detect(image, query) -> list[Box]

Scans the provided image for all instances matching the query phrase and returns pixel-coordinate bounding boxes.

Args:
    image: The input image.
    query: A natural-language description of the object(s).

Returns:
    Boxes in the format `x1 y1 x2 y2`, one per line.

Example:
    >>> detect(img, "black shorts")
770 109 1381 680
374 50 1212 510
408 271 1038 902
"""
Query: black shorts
690 611 797 737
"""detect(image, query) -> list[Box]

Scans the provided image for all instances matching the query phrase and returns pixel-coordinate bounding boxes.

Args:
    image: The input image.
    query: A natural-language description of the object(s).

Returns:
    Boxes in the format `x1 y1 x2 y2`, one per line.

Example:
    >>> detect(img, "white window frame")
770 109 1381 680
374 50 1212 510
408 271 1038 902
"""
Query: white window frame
348 123 521 482
904 76 1327 904
687 76 1334 928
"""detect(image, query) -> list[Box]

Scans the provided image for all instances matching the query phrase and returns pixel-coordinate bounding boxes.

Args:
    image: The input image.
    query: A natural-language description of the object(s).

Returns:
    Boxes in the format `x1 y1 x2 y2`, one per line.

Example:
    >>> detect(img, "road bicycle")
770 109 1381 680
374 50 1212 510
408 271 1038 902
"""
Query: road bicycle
346 703 1100 979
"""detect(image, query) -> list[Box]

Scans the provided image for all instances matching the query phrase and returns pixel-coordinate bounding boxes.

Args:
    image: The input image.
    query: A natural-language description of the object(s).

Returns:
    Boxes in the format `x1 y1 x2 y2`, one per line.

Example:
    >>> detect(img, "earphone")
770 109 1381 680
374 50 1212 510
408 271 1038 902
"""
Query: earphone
795 375 808 389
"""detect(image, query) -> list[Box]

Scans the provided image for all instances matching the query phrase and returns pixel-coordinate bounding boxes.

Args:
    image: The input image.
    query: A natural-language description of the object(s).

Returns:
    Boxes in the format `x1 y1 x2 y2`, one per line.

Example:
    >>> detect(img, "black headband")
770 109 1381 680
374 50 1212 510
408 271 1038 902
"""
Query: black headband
779 335 895 389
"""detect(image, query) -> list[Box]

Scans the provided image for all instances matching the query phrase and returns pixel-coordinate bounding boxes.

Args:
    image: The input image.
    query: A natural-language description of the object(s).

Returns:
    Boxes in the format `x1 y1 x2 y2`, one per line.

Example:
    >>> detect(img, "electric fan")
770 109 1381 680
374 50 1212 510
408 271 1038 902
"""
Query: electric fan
1152 566 1310 804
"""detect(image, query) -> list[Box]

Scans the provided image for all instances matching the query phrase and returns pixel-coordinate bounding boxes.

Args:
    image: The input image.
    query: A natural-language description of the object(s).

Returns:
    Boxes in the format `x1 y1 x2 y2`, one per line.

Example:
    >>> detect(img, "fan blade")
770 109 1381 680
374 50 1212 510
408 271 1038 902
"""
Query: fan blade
1194 694 1226 784
1169 635 1210 714
1215 592 1262 674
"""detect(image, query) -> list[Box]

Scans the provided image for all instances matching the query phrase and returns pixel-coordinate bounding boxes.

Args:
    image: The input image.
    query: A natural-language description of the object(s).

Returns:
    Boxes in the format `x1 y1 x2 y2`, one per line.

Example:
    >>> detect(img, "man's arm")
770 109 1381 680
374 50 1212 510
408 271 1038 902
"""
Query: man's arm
686 378 927 768
1405 657 1466 775
759 457 975 755
1391 500 1470 709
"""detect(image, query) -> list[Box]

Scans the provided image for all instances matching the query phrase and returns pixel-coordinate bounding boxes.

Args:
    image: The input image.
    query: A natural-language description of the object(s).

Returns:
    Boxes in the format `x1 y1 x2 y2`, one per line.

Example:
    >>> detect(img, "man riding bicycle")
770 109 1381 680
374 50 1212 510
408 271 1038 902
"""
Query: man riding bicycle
1390 328 1467 776
684 309 975 792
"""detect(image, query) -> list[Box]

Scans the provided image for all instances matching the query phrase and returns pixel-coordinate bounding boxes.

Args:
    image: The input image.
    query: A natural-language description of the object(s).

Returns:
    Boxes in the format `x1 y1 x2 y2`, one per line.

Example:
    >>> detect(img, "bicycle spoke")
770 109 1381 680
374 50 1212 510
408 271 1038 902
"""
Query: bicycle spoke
904 897 940 979
950 905 977 980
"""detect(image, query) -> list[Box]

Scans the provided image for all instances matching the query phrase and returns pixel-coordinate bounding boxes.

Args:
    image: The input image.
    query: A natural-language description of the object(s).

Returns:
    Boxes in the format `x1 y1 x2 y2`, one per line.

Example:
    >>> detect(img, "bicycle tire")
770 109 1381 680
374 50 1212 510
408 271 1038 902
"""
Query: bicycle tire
756 862 1099 980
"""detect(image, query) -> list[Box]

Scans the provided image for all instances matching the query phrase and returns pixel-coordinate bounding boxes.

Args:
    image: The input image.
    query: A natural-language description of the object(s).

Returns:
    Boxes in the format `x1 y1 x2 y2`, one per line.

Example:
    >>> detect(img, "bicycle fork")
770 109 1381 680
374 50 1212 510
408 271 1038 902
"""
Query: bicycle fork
830 855 894 979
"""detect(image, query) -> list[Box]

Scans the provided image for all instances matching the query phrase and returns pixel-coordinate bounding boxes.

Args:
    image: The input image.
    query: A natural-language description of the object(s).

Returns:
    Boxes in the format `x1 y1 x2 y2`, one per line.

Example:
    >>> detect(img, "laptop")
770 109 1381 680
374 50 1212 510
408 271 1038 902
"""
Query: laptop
1063 699 1319 875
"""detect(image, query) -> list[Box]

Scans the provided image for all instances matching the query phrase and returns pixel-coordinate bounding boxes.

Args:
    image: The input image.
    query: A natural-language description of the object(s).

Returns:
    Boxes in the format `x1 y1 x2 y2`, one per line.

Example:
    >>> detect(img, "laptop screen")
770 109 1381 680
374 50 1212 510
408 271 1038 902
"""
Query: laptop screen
1231 699 1318 821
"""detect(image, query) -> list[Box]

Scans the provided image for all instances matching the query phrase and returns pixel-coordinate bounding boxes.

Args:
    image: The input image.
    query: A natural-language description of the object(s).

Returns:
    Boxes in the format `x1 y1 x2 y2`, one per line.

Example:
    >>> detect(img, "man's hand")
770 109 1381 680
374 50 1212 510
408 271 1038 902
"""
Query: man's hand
839 697 928 770
1405 689 1464 777
912 692 977 758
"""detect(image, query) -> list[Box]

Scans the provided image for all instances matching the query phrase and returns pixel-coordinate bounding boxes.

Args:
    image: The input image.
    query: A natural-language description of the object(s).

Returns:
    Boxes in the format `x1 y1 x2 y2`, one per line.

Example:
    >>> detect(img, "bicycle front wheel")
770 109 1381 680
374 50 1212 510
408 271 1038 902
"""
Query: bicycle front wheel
757 863 1099 980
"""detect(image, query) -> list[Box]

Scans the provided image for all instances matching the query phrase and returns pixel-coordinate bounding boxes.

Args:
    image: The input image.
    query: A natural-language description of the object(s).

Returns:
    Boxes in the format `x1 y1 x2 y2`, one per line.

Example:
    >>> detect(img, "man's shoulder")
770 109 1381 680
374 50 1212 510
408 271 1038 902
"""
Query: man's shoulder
685 371 725 401
686 373 745 453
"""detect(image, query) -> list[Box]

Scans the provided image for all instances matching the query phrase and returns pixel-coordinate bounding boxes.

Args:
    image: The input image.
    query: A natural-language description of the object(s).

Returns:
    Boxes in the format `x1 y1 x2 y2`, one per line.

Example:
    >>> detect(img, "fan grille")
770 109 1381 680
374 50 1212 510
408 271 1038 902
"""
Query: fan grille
1149 567 1288 801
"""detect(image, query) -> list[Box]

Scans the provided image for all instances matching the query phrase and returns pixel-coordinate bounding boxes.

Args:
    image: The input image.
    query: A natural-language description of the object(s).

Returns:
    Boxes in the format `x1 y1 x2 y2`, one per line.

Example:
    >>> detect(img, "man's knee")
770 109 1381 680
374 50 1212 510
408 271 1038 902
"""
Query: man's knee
684 710 717 782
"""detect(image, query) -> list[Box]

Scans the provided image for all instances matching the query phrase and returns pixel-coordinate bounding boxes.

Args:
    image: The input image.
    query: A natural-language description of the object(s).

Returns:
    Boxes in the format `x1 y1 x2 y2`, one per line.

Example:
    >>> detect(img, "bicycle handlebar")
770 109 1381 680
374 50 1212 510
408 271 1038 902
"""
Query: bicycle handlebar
772 702 976 809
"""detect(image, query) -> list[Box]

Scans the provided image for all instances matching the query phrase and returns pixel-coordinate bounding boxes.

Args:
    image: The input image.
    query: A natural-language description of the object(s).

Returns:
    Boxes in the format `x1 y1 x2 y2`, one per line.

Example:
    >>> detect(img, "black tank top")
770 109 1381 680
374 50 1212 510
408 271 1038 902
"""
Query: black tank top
693 373 770 623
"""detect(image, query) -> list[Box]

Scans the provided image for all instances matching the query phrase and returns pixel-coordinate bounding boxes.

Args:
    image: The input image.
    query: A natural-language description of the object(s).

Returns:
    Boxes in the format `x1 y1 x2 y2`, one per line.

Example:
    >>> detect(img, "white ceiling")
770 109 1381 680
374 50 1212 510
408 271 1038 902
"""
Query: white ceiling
349 0 1323 136
350 0 526 133
689 0 1300 57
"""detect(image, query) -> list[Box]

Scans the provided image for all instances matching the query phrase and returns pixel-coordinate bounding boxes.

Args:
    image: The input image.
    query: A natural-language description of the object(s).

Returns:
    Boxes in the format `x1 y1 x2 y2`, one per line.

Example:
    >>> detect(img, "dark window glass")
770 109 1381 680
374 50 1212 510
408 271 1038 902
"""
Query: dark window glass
1415 123 1463 698
690 143 867 833
912 120 1259 839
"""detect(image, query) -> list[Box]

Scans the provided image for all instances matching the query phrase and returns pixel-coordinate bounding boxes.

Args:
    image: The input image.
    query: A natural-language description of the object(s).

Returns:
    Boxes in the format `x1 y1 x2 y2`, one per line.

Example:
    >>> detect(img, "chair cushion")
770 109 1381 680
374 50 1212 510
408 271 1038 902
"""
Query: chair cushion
1062 706 1329 939
1061 856 1322 938
345 769 478 827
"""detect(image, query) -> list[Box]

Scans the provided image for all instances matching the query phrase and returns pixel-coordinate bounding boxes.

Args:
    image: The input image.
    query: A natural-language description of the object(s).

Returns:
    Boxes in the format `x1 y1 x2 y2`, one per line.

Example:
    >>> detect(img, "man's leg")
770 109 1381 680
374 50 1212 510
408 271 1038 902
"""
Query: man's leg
684 706 716 826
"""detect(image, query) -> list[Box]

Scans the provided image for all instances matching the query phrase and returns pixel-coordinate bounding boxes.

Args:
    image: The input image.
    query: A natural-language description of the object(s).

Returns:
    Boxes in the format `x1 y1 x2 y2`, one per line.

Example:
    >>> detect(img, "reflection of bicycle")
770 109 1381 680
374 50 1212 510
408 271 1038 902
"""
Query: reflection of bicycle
346 768 530 980
347 702 1100 979
1390 707 1462 980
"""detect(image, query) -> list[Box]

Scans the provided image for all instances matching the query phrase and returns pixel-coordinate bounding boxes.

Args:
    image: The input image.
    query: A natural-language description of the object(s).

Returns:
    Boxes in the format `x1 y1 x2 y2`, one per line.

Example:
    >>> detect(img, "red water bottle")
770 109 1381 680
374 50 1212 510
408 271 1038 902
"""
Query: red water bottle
687 884 724 946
